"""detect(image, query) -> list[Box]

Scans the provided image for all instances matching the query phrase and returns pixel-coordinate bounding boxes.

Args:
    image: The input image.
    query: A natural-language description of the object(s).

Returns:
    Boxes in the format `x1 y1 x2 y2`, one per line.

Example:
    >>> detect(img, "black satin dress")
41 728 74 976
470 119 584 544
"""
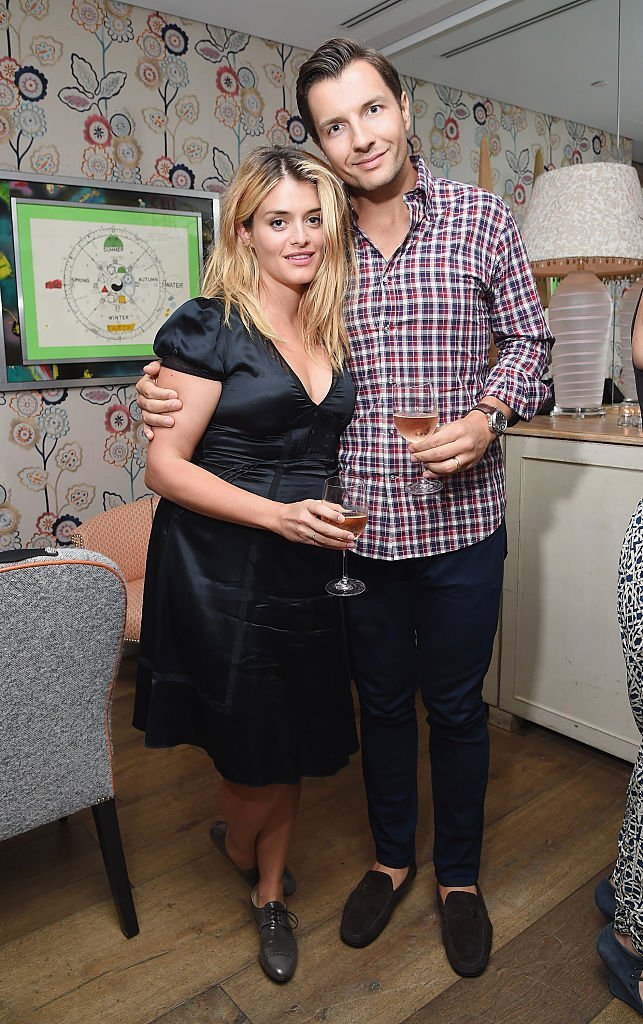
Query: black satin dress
134 297 359 785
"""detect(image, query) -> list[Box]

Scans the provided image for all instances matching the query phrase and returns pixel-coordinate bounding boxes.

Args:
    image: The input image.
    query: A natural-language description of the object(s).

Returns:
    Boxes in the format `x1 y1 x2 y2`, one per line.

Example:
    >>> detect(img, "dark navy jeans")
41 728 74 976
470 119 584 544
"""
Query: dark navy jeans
345 522 506 885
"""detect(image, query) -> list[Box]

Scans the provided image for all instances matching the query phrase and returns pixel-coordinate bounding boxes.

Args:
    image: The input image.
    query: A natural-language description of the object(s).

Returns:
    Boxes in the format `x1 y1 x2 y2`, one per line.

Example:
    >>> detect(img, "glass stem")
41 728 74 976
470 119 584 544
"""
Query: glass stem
341 549 349 584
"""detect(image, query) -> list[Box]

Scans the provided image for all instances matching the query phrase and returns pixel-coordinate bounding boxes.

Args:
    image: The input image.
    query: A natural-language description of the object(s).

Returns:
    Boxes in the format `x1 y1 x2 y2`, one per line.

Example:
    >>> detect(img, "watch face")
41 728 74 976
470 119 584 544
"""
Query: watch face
491 410 508 433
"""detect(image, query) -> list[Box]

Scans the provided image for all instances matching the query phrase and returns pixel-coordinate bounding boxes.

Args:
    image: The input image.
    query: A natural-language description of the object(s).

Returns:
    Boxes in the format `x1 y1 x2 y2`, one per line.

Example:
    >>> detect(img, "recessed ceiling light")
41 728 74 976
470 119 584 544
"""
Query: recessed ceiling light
590 80 608 87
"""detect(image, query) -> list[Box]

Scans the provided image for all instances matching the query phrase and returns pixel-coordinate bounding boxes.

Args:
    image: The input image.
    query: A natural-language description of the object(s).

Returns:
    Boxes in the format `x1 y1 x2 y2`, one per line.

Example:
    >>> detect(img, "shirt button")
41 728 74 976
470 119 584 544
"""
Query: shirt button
388 426 395 434
389 474 397 481
388 375 394 384
383 324 390 334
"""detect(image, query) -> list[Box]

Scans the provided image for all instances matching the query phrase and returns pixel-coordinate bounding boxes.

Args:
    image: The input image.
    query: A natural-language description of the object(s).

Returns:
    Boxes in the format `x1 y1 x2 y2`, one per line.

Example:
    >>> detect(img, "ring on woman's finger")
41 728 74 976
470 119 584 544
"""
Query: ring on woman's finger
453 455 461 471
311 530 317 543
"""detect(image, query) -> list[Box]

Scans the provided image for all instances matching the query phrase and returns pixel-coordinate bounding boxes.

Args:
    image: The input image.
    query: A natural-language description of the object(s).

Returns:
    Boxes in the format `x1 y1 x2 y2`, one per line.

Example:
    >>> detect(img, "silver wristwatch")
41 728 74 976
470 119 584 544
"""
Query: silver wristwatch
471 402 508 438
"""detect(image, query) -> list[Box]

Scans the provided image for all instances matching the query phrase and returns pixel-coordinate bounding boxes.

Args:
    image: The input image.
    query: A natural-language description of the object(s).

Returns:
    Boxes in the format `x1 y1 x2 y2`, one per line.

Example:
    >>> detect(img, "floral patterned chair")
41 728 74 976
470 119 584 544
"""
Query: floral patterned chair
73 495 159 643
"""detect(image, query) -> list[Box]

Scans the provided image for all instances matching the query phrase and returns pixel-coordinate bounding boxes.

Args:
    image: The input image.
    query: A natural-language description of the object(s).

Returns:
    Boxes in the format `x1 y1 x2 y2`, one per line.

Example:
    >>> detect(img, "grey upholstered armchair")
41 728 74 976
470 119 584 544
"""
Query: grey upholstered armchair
0 546 139 938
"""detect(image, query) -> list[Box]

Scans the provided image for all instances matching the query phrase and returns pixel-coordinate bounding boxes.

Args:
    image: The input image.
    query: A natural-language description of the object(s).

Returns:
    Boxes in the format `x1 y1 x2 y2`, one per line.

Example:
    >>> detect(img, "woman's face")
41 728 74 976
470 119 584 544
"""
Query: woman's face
237 176 324 297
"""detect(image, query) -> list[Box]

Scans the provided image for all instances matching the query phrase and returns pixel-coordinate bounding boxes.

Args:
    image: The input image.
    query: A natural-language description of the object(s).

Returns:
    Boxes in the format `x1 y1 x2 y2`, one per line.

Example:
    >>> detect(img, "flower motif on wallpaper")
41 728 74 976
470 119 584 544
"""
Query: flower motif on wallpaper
10 416 40 448
0 486 21 551
8 390 95 546
0 79 19 110
534 113 561 170
51 513 82 545
71 0 104 34
136 11 197 187
500 103 528 135
496 102 530 212
29 36 63 65
469 100 501 187
66 482 95 511
15 65 47 102
0 111 13 142
264 64 286 88
18 466 48 490
195 24 264 164
104 434 132 466
168 162 194 188
82 386 147 499
105 13 134 44
430 85 469 172
19 0 49 18
3 48 49 169
503 148 533 208
83 112 111 147
182 136 208 163
564 121 591 165
0 57 20 81
105 402 131 434
81 145 114 179
212 63 265 147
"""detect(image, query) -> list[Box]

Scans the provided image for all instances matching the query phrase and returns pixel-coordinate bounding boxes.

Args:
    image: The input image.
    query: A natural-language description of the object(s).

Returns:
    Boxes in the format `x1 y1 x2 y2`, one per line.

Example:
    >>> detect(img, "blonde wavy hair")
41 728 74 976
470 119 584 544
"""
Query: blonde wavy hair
201 145 355 371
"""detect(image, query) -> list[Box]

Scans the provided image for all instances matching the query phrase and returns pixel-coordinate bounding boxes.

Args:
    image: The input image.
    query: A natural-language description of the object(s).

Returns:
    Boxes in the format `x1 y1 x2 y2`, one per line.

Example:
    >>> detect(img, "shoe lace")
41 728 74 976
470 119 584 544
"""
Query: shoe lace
261 903 298 931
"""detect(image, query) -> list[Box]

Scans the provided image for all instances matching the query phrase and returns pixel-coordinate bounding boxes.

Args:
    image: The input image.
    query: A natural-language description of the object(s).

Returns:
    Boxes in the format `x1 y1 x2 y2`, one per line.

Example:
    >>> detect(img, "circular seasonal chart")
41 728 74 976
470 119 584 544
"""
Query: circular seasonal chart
63 227 166 341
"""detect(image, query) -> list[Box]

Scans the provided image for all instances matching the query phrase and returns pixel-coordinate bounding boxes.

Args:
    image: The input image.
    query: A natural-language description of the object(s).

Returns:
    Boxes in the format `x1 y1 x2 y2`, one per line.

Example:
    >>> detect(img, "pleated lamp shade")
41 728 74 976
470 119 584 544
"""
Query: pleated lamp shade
521 162 643 415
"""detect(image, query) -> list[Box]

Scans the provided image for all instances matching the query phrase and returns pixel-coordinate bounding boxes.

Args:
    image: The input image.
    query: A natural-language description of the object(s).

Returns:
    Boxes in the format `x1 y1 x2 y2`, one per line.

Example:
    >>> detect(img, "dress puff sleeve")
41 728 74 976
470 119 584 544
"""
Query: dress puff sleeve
153 296 227 381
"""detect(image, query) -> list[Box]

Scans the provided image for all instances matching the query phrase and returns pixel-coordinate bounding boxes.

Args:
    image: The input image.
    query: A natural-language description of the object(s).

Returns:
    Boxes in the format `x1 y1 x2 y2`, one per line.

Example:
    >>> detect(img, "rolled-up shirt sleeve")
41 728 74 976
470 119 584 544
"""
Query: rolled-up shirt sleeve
484 212 554 421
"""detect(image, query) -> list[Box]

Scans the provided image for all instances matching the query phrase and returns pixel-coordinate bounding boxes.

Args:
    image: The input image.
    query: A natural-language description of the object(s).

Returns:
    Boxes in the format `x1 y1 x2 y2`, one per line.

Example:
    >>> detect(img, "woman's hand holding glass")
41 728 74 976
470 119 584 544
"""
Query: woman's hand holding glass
275 497 356 550
322 476 368 596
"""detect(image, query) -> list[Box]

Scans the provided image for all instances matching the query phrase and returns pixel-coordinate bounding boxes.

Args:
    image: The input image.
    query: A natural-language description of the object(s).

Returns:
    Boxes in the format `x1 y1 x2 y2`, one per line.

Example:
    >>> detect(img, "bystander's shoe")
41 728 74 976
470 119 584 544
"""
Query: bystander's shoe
251 893 298 983
597 922 643 1015
594 877 616 920
340 863 417 947
209 821 297 896
436 885 493 977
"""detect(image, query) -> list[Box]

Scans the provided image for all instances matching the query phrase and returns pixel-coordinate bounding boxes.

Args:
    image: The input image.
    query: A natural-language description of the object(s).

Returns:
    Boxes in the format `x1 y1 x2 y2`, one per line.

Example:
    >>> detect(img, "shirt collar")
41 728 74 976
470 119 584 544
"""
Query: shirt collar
404 154 433 220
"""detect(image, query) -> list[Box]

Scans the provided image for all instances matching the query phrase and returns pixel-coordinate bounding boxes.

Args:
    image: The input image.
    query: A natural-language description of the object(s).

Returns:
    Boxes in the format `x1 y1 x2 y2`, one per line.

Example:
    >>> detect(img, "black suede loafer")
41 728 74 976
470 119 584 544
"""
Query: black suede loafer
251 897 298 983
340 863 417 947
210 821 297 897
436 885 493 977
594 877 616 920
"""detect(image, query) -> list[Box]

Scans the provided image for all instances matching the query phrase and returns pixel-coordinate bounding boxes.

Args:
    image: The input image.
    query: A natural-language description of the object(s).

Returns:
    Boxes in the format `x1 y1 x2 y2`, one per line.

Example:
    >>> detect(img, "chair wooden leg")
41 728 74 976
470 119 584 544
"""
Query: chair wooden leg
92 798 140 938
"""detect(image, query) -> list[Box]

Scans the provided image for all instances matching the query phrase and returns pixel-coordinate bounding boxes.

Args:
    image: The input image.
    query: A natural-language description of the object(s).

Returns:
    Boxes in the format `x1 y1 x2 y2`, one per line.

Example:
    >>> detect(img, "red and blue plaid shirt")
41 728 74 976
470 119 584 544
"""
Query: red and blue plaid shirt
339 156 552 561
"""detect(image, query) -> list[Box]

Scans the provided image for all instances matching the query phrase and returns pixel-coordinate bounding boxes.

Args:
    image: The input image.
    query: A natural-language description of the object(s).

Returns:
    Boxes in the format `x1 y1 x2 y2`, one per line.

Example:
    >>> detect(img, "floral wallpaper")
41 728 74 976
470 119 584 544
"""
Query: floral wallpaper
0 0 631 550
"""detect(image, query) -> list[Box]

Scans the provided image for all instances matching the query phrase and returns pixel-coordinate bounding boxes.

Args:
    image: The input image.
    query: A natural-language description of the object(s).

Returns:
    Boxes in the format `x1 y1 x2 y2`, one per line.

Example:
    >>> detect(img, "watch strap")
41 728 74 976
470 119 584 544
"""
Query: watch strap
472 402 500 417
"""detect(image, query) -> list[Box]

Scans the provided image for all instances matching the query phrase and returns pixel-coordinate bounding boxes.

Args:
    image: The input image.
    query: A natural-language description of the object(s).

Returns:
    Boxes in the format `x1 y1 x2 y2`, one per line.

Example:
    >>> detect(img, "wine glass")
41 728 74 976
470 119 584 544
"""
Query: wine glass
393 381 443 495
322 475 368 597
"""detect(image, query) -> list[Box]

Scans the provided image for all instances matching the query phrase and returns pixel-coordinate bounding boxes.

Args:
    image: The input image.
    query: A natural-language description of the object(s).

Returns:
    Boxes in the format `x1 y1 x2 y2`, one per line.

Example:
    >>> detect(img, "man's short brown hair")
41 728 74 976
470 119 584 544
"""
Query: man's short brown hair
296 37 403 143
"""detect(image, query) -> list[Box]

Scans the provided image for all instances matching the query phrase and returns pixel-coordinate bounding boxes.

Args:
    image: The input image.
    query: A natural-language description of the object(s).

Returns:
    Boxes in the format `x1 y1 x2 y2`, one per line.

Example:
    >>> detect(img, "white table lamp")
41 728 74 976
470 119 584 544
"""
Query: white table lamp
521 162 643 416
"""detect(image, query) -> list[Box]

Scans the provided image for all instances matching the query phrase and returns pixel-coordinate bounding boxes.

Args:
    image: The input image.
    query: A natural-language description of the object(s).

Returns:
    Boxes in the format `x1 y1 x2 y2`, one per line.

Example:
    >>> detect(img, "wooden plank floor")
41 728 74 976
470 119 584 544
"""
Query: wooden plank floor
0 656 639 1024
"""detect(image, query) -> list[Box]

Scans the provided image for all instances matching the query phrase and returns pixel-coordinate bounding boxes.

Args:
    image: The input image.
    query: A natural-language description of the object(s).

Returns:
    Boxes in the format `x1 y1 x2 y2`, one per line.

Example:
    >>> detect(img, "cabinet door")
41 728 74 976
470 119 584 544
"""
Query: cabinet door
500 435 642 761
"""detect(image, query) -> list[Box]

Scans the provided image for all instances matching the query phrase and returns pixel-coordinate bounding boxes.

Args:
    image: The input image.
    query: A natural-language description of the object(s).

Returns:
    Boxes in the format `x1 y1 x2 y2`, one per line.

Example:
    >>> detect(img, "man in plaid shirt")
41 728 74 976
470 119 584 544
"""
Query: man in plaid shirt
294 39 551 977
137 37 552 979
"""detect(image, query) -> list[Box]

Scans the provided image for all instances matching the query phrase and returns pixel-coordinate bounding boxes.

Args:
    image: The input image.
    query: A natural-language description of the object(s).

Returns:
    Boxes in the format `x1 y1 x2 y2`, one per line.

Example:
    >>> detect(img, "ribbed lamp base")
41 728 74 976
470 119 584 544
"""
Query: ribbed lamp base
549 270 612 417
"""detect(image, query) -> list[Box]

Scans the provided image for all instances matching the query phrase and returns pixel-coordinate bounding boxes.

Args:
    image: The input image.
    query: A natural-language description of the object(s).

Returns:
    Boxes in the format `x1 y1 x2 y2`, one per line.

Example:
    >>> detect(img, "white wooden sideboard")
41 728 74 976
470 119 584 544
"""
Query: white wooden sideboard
485 408 643 762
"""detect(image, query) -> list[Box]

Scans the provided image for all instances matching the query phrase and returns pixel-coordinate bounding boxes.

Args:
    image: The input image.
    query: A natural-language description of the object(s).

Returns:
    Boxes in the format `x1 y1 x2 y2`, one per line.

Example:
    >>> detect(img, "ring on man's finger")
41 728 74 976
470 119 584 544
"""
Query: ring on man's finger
311 530 317 543
453 455 461 470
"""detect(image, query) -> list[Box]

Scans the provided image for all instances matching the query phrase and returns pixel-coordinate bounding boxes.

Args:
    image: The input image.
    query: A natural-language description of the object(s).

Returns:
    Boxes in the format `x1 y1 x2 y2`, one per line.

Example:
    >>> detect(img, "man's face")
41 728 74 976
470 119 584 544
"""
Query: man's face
306 60 411 195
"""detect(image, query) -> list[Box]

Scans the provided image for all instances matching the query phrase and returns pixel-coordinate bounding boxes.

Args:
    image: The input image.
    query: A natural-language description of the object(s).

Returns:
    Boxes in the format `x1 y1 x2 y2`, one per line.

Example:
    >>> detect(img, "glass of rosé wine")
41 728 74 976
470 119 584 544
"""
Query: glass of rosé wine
321 475 368 597
393 381 443 495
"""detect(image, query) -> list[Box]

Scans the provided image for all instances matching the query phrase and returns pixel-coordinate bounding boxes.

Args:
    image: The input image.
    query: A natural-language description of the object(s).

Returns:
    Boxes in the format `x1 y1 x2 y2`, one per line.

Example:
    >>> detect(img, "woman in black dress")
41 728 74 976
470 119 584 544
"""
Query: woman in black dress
134 146 359 983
